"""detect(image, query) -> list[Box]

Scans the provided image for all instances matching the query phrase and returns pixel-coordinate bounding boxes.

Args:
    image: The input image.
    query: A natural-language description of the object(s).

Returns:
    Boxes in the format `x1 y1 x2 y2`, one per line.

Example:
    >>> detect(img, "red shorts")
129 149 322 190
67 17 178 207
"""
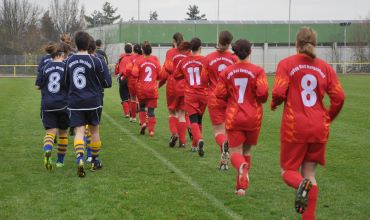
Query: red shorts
166 79 177 111
184 94 208 116
128 79 136 97
208 92 227 125
280 142 326 171
174 96 185 111
227 129 260 147
139 98 157 108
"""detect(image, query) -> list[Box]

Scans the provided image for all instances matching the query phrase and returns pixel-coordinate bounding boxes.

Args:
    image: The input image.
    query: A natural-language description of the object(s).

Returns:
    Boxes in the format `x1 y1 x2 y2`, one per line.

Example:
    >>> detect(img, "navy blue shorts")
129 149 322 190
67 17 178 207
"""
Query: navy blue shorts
119 78 130 102
41 109 69 130
69 109 101 127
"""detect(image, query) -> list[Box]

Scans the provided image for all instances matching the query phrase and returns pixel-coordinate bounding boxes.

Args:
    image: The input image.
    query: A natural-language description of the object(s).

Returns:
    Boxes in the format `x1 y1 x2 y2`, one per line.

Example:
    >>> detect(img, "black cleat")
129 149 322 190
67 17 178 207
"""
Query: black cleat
77 159 85 178
295 178 312 214
198 139 204 157
169 135 178 148
187 127 193 140
140 123 147 135
91 159 103 171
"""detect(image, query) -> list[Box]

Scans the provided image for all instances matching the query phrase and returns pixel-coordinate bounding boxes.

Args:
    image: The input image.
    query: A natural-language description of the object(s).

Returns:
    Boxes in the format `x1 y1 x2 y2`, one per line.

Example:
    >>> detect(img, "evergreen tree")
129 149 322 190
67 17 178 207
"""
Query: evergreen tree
185 5 206 20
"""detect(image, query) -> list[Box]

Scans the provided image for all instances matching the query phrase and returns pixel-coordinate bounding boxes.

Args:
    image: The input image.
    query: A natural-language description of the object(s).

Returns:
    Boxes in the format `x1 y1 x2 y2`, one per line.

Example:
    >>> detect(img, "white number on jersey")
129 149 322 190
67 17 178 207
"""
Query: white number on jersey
144 66 153 82
73 67 86 89
48 72 61 93
218 64 227 73
301 74 317 107
234 78 249 104
187 67 201 86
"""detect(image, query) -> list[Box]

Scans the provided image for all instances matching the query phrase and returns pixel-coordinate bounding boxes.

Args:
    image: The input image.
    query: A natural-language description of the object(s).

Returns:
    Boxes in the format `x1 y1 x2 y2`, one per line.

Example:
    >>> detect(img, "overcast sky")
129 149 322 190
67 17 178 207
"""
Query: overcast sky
35 0 370 21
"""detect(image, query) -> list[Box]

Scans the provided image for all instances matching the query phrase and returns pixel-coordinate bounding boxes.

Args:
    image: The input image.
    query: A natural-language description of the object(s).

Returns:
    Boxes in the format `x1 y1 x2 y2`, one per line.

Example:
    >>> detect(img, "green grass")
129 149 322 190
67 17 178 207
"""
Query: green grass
0 76 369 220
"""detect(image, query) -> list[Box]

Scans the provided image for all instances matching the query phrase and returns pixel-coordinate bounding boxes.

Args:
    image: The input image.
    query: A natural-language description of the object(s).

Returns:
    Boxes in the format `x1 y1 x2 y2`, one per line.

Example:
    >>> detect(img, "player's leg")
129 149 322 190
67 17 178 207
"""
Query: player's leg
168 109 178 147
89 124 103 171
130 95 137 122
189 113 200 152
147 99 157 137
119 79 130 118
43 128 56 171
300 162 318 220
177 109 187 148
56 129 68 168
185 114 193 140
84 125 93 162
139 102 147 135
74 125 86 177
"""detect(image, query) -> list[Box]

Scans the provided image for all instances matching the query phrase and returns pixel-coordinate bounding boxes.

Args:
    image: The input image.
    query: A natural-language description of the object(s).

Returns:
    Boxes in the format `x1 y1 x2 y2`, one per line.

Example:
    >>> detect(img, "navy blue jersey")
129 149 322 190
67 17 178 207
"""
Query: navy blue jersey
35 61 68 111
65 54 112 110
37 54 53 73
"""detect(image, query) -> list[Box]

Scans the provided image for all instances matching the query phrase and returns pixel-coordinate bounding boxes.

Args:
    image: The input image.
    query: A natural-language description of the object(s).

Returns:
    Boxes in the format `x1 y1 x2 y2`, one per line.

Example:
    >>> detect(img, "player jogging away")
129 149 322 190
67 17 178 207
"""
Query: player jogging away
271 27 345 219
65 31 112 177
203 31 238 169
175 38 208 156
35 42 70 170
127 44 143 122
215 39 268 196
131 41 163 136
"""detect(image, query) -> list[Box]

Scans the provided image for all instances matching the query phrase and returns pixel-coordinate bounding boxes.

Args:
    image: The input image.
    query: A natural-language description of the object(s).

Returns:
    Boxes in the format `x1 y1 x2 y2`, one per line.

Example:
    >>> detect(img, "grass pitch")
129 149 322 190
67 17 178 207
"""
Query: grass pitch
0 76 369 219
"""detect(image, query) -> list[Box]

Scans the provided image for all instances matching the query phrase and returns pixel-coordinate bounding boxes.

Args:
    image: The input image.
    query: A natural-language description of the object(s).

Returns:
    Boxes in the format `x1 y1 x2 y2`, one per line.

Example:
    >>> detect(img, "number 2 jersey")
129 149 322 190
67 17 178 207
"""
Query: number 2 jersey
35 61 68 111
215 61 269 131
65 54 112 110
271 53 345 143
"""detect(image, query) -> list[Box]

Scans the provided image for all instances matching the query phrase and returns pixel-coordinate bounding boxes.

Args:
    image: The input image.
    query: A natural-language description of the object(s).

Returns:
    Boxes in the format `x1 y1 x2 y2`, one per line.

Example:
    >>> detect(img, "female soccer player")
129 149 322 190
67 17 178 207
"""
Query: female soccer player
35 42 69 170
116 44 133 119
175 38 208 155
127 44 143 122
65 31 112 177
215 39 268 196
271 27 345 219
203 31 237 168
131 41 163 136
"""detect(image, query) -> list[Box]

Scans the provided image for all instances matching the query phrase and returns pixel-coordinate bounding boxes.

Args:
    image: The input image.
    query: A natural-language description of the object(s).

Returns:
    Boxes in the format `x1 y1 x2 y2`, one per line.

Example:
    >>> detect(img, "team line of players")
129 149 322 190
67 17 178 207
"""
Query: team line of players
37 27 345 220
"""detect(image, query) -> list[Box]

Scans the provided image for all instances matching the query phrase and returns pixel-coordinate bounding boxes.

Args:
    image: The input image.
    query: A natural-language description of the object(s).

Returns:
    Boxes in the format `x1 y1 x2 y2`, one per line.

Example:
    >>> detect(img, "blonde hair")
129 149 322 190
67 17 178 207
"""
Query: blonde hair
296 26 317 59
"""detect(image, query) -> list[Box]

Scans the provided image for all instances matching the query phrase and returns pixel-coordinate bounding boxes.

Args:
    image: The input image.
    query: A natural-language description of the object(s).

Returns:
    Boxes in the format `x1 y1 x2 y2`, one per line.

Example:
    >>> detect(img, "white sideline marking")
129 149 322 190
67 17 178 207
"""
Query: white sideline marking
103 112 242 220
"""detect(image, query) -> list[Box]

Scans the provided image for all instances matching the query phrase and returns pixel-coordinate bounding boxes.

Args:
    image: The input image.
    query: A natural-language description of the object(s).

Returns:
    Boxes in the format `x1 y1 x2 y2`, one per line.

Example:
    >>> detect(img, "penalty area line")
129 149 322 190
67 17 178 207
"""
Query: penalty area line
103 112 242 220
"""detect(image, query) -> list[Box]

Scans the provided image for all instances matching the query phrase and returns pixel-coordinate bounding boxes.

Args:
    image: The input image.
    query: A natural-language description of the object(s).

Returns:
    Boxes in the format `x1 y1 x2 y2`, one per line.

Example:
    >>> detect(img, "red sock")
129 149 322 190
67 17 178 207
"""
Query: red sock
185 115 191 127
303 185 318 220
122 101 129 115
244 155 251 170
148 117 156 133
139 111 146 125
199 123 203 133
169 116 178 135
231 153 246 170
215 134 227 152
191 123 201 146
282 170 303 189
130 102 137 118
178 122 187 144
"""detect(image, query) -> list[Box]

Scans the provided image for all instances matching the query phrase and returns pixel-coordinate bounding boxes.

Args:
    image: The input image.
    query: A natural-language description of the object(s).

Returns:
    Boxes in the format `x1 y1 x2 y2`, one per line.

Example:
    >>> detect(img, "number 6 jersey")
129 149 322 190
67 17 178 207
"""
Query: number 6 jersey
271 53 345 143
65 54 112 110
36 61 68 111
215 61 269 131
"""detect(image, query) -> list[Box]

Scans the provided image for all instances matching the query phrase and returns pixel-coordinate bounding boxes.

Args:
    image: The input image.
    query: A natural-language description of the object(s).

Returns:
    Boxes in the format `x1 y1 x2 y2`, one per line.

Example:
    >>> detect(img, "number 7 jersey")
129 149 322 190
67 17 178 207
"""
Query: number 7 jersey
271 54 345 143
215 61 269 131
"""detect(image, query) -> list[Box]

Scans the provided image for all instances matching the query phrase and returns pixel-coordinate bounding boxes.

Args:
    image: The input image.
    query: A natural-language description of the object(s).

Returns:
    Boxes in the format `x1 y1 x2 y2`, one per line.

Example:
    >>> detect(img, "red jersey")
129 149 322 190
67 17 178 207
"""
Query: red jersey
175 54 208 96
204 50 238 91
117 54 133 78
271 54 345 143
131 55 162 100
215 62 268 131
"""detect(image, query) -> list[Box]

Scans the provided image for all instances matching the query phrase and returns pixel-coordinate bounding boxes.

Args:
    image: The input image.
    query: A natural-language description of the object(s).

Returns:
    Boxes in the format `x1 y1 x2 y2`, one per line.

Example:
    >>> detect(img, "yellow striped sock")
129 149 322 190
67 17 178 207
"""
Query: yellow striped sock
57 135 68 155
43 133 55 151
90 141 102 158
74 139 85 156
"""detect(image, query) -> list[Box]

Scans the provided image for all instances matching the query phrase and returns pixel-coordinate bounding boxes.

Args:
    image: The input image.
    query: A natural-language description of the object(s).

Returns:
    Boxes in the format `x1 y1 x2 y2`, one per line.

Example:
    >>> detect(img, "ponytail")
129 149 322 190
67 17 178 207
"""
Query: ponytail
296 26 317 59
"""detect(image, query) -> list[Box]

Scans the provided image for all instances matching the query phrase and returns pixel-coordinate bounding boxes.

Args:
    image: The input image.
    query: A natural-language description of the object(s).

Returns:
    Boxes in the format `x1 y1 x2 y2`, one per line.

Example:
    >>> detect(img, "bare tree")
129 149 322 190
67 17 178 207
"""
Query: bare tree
351 15 370 72
50 0 86 35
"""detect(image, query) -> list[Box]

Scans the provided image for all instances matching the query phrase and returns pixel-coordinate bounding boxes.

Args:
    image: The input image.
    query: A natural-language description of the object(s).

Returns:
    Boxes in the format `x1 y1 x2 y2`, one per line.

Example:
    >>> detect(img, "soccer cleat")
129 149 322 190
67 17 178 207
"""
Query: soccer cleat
198 139 205 157
190 146 198 152
44 150 53 171
169 135 178 148
55 162 64 168
295 178 313 214
91 159 103 171
130 118 137 123
77 158 85 178
140 123 147 135
235 163 249 195
187 127 193 140
125 114 130 118
86 156 93 163
149 131 155 137
179 143 186 148
235 189 246 196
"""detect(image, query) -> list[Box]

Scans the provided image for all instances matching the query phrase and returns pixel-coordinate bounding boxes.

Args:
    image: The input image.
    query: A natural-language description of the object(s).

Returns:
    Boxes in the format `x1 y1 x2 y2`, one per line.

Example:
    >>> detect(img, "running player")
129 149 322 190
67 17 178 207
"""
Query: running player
131 41 163 136
35 42 69 170
116 44 133 118
175 37 208 155
215 39 268 196
65 31 112 177
127 44 143 122
271 27 345 219
203 31 237 169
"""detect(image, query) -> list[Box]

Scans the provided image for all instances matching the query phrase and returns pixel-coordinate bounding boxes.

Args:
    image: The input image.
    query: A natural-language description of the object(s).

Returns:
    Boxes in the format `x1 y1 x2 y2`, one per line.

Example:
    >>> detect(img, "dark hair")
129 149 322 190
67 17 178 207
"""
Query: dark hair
296 26 317 59
142 41 152 55
74 31 91 51
232 39 252 60
178 41 191 52
218 31 233 52
173 32 184 47
96 39 102 47
60 33 72 45
133 44 142 55
190 37 202 52
88 37 96 54
45 42 65 59
124 43 133 53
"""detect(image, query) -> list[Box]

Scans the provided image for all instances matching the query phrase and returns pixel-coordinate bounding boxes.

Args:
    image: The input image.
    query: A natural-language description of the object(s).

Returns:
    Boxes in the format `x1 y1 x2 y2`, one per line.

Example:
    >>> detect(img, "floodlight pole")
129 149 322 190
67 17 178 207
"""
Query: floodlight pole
340 22 351 74
288 0 291 55
138 0 141 43
216 0 220 44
